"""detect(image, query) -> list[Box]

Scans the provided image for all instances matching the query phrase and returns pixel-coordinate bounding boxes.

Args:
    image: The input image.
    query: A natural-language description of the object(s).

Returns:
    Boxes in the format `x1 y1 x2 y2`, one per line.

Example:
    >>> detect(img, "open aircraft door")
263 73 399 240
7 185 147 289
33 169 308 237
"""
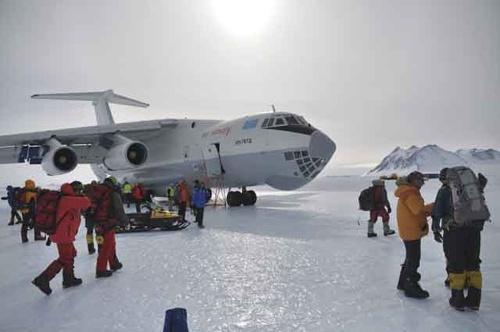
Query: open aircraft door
202 144 222 177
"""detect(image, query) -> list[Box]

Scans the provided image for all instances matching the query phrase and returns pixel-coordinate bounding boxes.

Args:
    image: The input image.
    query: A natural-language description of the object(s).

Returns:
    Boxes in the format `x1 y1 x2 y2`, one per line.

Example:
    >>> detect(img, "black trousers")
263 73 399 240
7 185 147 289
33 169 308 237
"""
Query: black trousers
178 202 187 221
444 227 481 273
10 208 22 223
402 239 421 280
194 207 204 226
21 212 41 240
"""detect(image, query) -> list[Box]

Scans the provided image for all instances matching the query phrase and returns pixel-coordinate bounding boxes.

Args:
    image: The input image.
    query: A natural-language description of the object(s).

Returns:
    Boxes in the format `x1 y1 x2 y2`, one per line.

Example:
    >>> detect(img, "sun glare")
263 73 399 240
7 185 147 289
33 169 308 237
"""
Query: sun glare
211 0 277 37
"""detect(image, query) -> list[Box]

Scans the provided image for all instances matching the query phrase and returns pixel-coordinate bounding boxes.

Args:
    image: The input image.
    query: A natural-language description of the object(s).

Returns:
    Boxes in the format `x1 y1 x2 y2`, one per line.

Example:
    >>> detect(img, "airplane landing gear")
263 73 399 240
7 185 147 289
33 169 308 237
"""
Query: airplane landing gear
226 189 257 207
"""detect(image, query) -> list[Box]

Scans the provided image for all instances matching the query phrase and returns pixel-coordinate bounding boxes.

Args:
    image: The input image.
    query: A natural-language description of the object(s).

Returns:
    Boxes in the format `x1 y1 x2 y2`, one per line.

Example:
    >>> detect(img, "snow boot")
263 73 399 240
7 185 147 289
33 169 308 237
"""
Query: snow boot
383 222 395 236
367 221 377 238
397 265 421 290
464 286 481 310
96 270 113 278
62 270 83 289
449 289 465 311
404 278 429 299
8 221 14 226
110 260 123 272
32 273 52 295
444 276 450 287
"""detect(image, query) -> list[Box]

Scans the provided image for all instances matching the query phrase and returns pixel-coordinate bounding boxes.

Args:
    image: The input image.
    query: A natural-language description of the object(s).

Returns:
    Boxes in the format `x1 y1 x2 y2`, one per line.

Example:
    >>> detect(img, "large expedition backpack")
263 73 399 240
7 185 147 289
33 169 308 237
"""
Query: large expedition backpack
447 166 490 226
35 190 62 235
92 184 114 222
358 186 375 211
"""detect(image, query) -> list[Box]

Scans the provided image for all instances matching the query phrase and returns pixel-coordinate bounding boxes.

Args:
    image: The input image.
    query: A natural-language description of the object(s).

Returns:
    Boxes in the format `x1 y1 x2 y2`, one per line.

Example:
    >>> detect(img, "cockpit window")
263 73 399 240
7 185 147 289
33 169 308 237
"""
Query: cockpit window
268 118 275 127
275 118 285 126
286 116 299 125
261 118 269 128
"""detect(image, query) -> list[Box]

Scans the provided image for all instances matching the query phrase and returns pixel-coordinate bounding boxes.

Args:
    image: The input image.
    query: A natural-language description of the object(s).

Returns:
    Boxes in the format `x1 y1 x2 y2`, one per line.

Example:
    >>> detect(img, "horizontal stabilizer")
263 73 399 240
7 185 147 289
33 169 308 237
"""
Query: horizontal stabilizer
31 89 149 125
31 89 149 108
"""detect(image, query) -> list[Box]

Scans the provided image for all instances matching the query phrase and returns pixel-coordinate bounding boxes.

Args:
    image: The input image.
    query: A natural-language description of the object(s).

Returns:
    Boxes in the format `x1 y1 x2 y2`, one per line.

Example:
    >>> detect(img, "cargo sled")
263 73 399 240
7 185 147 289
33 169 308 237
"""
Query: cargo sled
117 204 189 233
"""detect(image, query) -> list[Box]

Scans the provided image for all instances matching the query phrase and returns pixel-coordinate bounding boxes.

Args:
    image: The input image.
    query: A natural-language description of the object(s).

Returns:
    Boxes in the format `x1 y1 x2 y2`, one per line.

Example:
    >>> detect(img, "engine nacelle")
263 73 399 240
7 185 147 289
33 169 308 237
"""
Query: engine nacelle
103 140 148 170
41 141 78 176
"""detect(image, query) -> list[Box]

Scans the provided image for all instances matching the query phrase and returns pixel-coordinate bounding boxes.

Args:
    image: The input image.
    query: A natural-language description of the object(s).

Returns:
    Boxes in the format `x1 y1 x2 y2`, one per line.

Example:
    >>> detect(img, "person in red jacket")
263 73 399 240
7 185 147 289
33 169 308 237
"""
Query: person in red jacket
94 177 128 278
32 182 91 295
132 183 145 213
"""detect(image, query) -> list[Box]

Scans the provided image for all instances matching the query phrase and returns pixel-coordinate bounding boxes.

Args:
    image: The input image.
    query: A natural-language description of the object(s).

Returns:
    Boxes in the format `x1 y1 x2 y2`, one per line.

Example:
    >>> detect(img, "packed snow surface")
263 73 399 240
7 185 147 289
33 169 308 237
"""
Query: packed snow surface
0 172 499 331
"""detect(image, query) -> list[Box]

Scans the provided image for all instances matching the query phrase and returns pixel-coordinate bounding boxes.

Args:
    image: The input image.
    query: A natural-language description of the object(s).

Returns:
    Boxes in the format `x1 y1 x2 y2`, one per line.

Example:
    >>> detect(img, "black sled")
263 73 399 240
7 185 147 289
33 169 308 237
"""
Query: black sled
117 205 189 233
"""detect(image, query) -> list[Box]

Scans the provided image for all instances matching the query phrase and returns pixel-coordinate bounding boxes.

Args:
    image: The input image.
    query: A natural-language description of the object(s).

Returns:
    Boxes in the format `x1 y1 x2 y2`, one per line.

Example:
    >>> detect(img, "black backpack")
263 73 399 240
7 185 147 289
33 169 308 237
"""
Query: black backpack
358 187 375 211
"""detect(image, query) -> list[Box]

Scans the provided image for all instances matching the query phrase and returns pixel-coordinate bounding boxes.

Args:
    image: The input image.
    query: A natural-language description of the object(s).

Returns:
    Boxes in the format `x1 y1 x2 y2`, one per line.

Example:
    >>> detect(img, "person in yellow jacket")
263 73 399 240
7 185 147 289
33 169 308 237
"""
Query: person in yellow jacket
20 179 45 243
122 181 133 208
394 171 434 299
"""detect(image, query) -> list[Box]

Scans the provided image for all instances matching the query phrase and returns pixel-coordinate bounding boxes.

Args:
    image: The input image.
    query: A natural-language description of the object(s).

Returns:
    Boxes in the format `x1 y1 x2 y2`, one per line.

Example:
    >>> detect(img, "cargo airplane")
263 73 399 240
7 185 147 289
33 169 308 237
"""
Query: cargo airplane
0 90 335 206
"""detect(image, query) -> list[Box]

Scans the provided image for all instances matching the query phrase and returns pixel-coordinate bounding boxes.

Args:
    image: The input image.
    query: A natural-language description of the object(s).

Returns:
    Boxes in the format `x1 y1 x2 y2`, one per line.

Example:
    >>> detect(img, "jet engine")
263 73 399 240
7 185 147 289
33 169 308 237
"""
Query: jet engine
41 139 78 175
103 138 148 170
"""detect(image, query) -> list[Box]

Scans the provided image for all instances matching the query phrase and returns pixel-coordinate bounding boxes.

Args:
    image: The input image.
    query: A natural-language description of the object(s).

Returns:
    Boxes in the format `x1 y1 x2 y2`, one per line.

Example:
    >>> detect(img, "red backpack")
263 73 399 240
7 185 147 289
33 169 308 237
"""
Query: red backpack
35 190 62 235
92 184 114 222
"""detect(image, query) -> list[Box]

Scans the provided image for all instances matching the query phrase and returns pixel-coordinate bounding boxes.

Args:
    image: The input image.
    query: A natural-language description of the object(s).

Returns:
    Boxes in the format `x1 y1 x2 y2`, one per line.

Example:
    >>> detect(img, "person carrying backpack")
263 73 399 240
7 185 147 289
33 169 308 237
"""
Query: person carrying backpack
1 185 22 225
432 167 488 311
20 179 45 243
94 177 128 278
394 172 435 299
32 182 91 295
366 179 395 238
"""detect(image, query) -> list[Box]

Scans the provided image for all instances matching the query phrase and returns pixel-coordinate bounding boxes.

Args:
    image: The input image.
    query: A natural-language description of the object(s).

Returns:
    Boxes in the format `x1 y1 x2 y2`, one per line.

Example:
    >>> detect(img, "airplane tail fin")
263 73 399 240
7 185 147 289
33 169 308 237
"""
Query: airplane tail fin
31 89 149 126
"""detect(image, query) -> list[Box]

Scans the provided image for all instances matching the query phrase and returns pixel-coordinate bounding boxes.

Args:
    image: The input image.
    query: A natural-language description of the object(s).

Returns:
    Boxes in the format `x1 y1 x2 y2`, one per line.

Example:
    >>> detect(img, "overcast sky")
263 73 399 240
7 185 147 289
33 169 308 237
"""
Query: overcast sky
1 0 499 166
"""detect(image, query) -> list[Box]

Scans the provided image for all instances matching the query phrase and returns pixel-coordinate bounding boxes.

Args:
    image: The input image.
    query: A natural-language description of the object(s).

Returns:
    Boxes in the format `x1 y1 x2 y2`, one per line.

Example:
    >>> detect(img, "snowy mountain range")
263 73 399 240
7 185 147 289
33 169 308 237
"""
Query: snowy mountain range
366 145 500 175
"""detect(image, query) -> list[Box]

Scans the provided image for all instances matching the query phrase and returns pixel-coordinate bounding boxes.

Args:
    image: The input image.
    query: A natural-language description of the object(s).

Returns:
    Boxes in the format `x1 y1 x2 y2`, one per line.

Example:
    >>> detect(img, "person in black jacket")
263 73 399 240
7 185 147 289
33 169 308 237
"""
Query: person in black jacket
2 185 22 225
432 168 488 311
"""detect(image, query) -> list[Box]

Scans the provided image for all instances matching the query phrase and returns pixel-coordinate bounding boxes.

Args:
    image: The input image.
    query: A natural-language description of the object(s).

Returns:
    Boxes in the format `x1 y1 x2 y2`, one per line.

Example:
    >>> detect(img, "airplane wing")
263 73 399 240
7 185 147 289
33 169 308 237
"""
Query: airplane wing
0 119 177 166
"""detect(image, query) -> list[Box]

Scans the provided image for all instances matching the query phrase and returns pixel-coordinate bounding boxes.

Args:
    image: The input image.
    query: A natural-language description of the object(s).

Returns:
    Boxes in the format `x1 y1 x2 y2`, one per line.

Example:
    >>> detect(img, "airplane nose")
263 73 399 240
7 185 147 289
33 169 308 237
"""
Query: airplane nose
309 130 336 162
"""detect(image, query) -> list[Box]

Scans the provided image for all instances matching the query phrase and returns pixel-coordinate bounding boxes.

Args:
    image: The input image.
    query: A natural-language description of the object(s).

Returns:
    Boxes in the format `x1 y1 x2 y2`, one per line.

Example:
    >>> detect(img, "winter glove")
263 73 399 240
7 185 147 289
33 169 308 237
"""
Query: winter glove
387 206 392 214
431 218 441 233
433 231 443 243
45 238 52 246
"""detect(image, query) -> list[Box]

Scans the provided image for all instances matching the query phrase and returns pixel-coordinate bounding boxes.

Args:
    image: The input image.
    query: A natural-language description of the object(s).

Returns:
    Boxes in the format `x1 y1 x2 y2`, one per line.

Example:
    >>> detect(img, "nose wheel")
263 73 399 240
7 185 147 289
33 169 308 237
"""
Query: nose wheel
227 189 257 206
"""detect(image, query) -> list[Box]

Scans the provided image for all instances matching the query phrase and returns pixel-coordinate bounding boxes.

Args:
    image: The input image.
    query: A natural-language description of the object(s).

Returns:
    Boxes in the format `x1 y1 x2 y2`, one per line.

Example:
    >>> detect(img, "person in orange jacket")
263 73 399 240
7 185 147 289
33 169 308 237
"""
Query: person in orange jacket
32 182 91 295
176 179 191 222
394 171 434 299
20 179 45 243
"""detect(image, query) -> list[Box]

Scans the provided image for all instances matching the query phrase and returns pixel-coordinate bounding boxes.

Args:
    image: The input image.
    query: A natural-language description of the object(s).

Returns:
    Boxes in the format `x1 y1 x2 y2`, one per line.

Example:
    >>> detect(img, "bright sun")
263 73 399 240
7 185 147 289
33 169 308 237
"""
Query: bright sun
211 0 277 37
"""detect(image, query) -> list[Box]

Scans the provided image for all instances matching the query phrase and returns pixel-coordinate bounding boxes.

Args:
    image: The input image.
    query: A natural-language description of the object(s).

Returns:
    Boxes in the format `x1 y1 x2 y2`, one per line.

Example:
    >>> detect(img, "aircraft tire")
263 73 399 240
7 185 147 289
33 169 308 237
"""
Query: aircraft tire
242 190 257 206
227 191 242 207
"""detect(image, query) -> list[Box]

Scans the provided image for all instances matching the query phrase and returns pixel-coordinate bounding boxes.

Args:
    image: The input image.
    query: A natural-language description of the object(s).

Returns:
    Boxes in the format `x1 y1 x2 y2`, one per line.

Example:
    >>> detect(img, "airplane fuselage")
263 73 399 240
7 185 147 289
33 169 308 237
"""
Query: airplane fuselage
106 111 335 195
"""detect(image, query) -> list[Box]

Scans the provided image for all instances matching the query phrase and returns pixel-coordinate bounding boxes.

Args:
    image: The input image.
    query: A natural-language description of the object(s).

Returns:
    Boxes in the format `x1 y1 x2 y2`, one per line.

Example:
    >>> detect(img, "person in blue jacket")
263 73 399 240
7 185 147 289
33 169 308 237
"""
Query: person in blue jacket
1 185 22 225
191 180 209 228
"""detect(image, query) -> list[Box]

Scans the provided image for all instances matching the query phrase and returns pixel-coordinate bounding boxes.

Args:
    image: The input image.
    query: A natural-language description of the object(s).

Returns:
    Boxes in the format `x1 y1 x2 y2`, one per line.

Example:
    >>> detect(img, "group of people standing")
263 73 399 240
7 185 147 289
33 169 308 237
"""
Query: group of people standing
365 168 488 311
166 179 211 228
